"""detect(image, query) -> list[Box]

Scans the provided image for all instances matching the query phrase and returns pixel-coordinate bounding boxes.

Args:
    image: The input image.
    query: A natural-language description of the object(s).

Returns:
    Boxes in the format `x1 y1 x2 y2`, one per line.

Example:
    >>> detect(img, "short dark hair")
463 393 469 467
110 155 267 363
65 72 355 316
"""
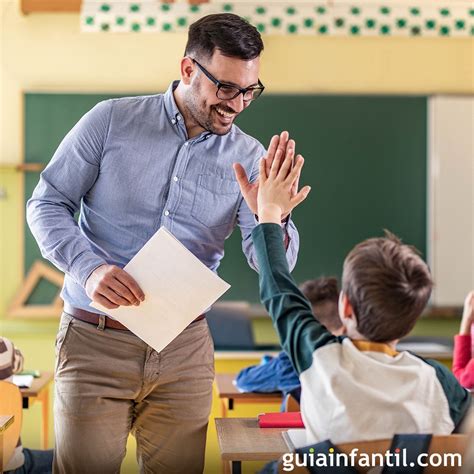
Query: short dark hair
342 231 433 343
299 277 342 334
185 14 264 61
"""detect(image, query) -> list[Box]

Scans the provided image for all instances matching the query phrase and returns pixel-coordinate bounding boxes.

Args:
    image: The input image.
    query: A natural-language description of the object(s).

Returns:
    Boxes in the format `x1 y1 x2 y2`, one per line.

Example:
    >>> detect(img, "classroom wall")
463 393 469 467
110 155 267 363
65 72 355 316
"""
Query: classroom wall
429 96 474 305
1 0 474 319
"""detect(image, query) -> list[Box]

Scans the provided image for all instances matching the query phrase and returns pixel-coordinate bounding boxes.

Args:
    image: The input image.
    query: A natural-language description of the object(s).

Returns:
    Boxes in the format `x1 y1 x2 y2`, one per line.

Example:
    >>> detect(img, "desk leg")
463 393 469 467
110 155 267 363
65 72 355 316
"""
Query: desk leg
38 387 50 449
231 461 241 474
221 398 228 418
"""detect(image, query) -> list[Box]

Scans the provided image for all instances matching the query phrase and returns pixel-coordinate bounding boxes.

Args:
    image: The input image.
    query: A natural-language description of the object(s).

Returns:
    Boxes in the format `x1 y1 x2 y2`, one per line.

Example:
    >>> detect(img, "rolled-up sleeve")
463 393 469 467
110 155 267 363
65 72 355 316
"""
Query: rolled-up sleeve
237 142 300 272
26 101 111 287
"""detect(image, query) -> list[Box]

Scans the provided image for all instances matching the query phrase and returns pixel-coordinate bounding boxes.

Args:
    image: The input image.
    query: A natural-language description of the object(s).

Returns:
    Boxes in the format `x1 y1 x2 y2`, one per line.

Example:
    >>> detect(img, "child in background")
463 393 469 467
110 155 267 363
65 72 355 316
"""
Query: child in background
0 337 53 474
235 277 343 402
236 148 471 445
453 291 474 389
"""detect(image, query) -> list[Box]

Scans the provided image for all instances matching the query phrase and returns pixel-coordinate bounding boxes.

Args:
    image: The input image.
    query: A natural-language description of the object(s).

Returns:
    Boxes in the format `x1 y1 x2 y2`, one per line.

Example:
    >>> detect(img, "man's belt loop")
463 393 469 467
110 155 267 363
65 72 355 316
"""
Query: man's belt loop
97 314 106 331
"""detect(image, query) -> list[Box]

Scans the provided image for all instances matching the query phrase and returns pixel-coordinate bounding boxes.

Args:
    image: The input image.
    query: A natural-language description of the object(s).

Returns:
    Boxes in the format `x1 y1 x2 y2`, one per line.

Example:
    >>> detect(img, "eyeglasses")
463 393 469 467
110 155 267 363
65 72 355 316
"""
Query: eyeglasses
192 59 265 102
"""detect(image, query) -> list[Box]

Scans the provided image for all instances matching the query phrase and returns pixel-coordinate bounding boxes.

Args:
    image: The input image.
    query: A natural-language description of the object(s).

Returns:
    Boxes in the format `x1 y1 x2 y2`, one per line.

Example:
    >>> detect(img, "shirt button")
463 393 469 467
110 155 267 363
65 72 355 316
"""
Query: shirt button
173 176 178 182
176 115 181 121
184 142 188 146
171 119 176 124
164 210 170 216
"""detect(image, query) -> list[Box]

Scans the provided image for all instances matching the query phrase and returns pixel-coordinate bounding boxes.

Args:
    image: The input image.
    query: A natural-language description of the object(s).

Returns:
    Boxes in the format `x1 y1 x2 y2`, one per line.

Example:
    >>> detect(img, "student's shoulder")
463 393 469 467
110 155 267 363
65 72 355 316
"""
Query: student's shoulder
416 355 466 388
410 354 471 419
0 337 15 360
0 337 13 352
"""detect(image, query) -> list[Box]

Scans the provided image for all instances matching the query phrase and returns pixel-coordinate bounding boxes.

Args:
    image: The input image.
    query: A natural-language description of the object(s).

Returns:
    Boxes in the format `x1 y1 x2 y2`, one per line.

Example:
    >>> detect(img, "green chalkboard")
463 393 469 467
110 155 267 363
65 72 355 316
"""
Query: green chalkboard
25 93 427 303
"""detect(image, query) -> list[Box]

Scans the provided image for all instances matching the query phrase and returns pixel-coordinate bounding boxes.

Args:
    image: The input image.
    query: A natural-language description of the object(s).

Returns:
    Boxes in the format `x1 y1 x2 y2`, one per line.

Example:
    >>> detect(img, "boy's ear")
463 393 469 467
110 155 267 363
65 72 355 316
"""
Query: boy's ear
339 291 355 321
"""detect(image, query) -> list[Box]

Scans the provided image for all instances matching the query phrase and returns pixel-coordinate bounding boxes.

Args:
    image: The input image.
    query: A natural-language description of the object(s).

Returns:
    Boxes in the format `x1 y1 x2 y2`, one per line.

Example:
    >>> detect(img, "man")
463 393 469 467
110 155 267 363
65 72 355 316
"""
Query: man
27 13 300 474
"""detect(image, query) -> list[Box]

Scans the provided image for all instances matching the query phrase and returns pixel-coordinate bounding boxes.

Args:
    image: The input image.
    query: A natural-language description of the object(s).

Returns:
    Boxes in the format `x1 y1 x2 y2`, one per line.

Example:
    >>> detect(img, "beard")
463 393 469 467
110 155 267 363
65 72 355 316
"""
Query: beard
183 81 237 136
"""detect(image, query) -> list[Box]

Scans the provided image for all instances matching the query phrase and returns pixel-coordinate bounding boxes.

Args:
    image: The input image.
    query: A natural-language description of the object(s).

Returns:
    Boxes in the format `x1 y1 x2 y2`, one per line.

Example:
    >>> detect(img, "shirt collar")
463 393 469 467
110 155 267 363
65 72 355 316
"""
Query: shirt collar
351 340 399 357
163 80 183 125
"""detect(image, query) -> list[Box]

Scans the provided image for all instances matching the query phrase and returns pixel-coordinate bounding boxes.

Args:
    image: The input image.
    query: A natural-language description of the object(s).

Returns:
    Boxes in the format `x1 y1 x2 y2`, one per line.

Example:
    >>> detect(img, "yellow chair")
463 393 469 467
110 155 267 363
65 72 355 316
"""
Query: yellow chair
0 381 22 471
278 434 468 474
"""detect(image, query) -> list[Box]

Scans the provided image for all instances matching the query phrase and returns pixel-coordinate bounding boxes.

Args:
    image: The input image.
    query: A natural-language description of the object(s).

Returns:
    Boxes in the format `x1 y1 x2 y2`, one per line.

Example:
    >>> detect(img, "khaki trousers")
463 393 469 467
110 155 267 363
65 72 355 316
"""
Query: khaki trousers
53 312 215 474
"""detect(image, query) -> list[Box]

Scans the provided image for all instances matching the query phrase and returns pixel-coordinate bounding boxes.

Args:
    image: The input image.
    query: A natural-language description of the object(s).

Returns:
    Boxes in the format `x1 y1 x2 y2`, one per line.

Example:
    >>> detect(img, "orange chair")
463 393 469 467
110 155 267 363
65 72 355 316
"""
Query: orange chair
0 381 22 472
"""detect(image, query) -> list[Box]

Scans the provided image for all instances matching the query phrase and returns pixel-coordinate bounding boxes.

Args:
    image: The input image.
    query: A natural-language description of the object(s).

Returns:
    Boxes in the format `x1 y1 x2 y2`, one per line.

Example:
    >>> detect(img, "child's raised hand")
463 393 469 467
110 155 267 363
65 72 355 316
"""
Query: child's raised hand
460 291 474 335
257 143 311 224
233 131 290 217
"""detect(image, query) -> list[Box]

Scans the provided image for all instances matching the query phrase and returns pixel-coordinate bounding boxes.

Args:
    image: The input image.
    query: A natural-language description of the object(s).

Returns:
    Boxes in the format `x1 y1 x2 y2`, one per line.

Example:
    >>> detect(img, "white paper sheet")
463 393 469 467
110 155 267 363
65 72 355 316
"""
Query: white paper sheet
13 375 34 388
91 227 230 353
282 429 308 451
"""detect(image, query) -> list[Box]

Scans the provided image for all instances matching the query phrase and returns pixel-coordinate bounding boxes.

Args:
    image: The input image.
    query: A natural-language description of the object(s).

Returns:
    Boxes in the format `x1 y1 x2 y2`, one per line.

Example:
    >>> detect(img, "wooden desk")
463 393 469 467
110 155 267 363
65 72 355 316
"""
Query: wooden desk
0 415 14 474
214 374 283 417
20 372 53 449
215 417 287 474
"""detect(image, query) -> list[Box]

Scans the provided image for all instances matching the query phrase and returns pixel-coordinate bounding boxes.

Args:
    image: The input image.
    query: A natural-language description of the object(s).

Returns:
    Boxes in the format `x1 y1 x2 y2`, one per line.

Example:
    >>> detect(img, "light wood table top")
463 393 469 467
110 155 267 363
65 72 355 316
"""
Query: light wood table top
215 417 287 462
0 416 14 434
20 371 53 399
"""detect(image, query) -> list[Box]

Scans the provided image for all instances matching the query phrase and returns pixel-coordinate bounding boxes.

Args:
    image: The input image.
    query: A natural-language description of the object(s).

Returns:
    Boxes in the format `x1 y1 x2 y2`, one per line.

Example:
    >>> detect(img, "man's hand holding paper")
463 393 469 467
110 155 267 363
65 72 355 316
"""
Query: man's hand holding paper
86 264 145 309
90 227 230 353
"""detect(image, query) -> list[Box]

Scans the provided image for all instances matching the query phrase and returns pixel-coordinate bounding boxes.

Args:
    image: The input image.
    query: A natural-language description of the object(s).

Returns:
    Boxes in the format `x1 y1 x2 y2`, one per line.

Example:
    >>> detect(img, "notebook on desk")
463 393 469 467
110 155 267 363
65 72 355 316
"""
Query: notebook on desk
13 374 34 388
282 429 308 451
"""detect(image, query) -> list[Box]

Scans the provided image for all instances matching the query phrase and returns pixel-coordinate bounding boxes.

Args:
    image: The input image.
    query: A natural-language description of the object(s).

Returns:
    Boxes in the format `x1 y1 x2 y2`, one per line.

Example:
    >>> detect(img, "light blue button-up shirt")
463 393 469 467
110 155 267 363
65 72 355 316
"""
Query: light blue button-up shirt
27 82 299 312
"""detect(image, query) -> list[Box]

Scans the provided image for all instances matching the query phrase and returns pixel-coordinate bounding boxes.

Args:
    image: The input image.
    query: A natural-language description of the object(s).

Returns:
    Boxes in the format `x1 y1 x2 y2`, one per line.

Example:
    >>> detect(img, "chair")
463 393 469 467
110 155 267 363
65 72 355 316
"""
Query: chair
206 302 255 350
282 392 300 413
278 434 468 474
0 381 22 471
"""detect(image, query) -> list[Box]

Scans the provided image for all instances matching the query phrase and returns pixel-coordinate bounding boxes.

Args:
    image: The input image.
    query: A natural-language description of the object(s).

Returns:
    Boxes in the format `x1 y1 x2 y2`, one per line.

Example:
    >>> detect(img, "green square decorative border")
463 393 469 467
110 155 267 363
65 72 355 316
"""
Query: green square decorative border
81 1 474 37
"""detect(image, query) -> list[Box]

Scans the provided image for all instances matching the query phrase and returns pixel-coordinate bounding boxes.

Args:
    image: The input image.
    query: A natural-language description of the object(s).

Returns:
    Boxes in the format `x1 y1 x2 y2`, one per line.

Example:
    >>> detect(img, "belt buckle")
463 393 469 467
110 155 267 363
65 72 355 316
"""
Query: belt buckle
97 314 106 331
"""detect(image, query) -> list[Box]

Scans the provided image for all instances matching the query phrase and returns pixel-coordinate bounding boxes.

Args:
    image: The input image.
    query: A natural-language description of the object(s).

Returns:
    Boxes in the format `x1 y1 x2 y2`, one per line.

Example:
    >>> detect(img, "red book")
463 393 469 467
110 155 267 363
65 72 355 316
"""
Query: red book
258 412 305 428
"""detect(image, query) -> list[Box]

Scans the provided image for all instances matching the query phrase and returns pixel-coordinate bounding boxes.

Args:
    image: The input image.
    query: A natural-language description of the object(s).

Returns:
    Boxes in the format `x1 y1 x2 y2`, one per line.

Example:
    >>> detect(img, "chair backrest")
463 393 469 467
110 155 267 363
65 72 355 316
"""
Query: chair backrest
0 381 23 470
283 393 300 413
278 434 468 474
206 303 255 350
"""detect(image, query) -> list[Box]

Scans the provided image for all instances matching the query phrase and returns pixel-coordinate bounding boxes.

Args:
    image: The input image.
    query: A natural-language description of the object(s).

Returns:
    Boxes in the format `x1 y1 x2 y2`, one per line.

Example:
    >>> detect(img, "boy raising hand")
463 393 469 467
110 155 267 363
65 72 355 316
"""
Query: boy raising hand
237 144 471 446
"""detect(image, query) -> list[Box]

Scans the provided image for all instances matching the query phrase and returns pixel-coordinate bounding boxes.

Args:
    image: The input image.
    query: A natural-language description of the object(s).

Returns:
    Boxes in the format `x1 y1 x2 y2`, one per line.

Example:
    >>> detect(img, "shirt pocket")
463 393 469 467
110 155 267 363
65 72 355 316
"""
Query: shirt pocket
191 174 241 228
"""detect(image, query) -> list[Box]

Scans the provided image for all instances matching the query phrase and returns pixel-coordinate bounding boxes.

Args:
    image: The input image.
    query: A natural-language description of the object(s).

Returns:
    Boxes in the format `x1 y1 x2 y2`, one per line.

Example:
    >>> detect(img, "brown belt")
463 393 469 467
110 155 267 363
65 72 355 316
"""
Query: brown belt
64 303 205 331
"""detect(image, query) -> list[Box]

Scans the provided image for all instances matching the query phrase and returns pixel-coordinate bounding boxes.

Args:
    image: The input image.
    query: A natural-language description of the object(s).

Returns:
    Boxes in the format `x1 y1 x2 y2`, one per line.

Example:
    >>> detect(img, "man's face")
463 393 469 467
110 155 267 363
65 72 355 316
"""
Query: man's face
184 50 260 135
